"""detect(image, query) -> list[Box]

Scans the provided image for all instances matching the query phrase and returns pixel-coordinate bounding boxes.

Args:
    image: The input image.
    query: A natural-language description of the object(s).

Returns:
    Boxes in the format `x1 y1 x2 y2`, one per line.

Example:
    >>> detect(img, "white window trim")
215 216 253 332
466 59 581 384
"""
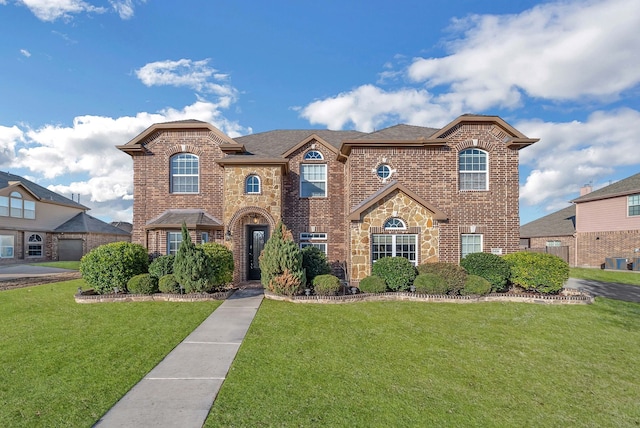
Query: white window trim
27 233 43 257
300 232 328 255
628 194 640 217
167 231 182 255
300 163 327 198
304 150 324 160
0 235 15 258
371 234 418 266
461 234 483 259
170 153 200 194
245 175 261 194
459 149 489 191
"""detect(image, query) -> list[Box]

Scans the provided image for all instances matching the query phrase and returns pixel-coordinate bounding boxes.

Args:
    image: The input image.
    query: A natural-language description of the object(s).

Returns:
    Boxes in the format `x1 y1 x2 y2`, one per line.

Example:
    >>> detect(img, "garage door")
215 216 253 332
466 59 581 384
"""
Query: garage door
58 239 83 261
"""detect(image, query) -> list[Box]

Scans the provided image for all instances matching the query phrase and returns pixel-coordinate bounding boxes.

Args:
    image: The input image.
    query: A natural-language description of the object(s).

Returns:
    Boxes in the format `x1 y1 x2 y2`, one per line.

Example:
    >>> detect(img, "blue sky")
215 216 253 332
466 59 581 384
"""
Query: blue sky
1 0 639 225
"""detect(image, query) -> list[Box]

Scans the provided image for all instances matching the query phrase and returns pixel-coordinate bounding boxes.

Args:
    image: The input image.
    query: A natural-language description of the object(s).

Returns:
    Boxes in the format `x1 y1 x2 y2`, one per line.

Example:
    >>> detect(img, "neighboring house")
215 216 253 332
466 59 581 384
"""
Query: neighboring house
117 115 537 285
0 171 131 264
519 205 576 266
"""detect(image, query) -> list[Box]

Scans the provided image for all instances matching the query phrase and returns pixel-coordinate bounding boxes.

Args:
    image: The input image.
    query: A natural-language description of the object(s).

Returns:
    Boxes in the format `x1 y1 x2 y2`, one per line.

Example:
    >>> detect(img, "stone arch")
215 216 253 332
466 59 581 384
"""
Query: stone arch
227 206 276 232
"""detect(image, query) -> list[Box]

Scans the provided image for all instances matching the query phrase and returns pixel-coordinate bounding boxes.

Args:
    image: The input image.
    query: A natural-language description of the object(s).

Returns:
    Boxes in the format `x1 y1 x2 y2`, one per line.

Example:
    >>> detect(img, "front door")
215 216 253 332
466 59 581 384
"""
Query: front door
247 225 268 280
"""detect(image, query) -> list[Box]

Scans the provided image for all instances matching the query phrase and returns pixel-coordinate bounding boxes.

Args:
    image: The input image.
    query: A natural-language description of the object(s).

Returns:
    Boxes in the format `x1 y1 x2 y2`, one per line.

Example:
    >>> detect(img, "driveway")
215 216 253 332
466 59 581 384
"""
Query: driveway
565 277 640 303
0 264 76 281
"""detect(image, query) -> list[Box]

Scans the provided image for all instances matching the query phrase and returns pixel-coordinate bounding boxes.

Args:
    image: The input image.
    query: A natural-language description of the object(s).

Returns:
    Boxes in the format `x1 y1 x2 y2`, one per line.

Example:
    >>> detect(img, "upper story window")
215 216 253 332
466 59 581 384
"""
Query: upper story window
170 153 199 193
0 196 8 216
628 194 640 216
10 191 22 217
304 150 324 160
1 192 35 219
377 164 392 180
245 175 261 194
384 217 406 229
459 149 488 191
300 164 327 197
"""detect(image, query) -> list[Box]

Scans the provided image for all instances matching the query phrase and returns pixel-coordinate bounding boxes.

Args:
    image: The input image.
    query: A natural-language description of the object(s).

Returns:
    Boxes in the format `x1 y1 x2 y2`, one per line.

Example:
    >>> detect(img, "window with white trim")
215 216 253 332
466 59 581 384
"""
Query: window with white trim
461 234 483 259
10 191 22 218
384 217 406 229
24 200 35 219
628 194 640 216
170 153 199 193
372 234 417 266
546 240 561 247
167 231 183 255
304 150 324 160
300 164 327 197
245 175 261 194
0 235 14 258
0 196 8 216
27 234 43 257
459 149 488 191
300 232 328 254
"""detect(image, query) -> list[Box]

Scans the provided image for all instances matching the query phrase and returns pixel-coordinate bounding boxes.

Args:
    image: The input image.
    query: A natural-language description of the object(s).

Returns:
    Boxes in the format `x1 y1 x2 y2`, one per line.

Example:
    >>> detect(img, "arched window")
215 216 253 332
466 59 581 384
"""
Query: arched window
459 149 488 191
27 234 43 257
384 217 406 229
245 175 261 194
170 153 199 193
10 191 22 218
304 150 324 160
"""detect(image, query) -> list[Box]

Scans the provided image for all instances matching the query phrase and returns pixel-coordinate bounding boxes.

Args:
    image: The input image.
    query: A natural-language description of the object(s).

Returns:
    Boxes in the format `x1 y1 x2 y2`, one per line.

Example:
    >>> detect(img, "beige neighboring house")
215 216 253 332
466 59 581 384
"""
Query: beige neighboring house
0 171 131 264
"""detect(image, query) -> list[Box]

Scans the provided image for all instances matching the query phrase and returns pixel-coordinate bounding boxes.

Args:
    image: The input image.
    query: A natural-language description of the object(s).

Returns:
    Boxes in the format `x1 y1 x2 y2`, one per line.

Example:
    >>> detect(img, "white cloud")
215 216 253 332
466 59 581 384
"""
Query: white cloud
109 0 136 19
20 49 31 57
0 125 23 164
135 59 238 106
18 0 106 22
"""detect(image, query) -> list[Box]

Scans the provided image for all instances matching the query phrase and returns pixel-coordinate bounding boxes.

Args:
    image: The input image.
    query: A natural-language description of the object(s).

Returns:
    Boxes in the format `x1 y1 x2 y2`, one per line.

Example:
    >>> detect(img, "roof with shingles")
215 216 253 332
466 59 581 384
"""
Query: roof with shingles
55 212 131 235
0 171 87 210
145 209 223 228
351 124 439 140
519 204 576 238
233 129 365 157
572 172 640 203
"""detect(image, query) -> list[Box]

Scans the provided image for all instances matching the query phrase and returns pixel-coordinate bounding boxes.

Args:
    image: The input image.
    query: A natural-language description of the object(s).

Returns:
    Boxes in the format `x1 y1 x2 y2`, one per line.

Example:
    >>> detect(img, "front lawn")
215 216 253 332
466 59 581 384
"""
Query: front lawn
0 280 221 427
571 267 640 286
30 261 81 270
207 298 640 427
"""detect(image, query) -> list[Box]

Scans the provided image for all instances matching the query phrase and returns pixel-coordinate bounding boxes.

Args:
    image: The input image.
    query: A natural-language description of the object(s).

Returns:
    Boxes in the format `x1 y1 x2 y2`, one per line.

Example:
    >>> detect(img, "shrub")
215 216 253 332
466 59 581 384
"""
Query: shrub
148 254 175 279
417 262 467 295
358 275 387 293
371 257 416 291
312 274 341 296
460 274 492 296
173 223 216 293
259 221 306 294
302 246 331 284
413 273 450 294
503 251 569 294
127 273 158 295
461 252 511 292
199 242 234 288
80 241 149 294
158 274 181 294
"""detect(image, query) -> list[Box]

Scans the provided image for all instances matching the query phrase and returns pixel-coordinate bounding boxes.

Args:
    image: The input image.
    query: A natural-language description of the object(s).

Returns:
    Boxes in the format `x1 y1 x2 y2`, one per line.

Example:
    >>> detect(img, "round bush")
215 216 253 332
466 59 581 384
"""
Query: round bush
413 273 450 294
127 273 158 295
416 262 467 295
461 252 510 292
80 242 149 294
148 254 175 279
312 274 341 296
503 251 569 294
302 246 332 284
460 274 492 296
158 274 181 294
371 257 416 291
199 242 234 287
358 275 387 293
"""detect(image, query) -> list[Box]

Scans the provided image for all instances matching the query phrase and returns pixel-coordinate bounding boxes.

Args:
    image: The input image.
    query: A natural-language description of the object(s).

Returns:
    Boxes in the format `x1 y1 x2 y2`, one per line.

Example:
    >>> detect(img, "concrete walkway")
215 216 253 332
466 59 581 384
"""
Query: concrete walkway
94 287 264 428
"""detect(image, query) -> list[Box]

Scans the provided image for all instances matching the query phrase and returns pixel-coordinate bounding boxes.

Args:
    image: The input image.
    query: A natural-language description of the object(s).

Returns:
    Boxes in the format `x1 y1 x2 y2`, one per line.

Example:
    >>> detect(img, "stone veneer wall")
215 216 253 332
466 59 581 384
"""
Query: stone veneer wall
350 190 439 282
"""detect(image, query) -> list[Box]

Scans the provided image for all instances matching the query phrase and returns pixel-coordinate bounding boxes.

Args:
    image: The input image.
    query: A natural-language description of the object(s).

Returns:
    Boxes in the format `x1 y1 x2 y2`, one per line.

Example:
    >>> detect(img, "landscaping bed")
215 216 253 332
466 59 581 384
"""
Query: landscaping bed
0 271 82 291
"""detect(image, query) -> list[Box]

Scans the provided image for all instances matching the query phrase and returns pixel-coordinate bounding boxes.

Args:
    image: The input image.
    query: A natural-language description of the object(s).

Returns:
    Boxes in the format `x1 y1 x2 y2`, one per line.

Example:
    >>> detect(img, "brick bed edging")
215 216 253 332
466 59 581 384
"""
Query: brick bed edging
264 290 594 305
74 289 235 303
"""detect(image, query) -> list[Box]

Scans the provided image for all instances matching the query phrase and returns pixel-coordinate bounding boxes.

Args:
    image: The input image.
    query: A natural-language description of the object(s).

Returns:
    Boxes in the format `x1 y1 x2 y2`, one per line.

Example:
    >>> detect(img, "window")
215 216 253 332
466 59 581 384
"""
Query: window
0 235 14 258
245 175 261 194
10 191 22 217
461 234 483 259
384 217 406 229
372 234 417 265
546 240 561 247
27 234 43 257
24 200 35 219
300 164 327 197
201 232 209 243
629 194 640 216
304 150 324 160
459 149 488 190
376 164 391 179
300 232 328 254
167 231 182 255
0 196 8 216
170 153 199 193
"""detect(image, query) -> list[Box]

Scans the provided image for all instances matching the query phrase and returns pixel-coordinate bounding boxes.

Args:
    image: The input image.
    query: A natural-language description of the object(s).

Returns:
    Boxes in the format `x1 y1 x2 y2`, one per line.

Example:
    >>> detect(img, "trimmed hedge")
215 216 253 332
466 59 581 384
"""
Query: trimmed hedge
413 273 450 294
358 275 387 293
148 254 175 279
199 242 234 288
503 251 569 294
80 241 149 294
158 274 181 294
417 262 467 295
312 274 341 296
302 246 332 284
127 273 158 295
461 252 510 292
460 274 492 296
372 257 416 291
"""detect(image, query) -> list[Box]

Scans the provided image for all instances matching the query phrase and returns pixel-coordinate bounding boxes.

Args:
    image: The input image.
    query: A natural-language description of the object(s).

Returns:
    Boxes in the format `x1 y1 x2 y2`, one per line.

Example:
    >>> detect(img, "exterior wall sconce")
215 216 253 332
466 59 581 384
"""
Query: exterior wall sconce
225 229 232 240
252 214 259 224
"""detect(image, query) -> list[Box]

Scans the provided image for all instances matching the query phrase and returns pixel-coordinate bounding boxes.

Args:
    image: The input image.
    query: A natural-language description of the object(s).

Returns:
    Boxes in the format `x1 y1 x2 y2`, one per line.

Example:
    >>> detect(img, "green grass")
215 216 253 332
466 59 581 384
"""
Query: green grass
29 261 81 270
207 299 640 427
0 280 221 427
571 267 640 286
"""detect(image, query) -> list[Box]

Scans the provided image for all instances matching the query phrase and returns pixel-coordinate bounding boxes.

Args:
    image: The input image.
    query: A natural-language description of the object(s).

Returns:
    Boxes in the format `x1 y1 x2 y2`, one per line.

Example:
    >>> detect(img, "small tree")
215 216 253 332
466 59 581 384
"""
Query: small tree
199 242 234 288
173 223 215 293
301 246 331 284
259 221 306 294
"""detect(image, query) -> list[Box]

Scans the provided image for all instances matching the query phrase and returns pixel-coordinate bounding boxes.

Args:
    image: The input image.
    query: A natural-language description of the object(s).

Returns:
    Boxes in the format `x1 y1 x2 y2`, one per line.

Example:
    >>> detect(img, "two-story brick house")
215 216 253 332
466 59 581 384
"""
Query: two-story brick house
117 115 537 285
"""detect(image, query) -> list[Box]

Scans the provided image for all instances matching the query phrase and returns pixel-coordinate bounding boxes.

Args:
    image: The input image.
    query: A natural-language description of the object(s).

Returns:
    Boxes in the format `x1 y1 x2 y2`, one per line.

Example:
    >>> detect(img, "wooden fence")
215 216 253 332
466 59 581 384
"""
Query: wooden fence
524 246 569 263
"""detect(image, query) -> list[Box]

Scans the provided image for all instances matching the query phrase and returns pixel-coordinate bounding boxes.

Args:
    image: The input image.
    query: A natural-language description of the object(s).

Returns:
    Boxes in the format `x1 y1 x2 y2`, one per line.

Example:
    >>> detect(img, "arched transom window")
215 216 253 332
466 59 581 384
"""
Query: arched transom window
170 153 199 193
304 150 323 160
27 233 43 257
384 217 406 229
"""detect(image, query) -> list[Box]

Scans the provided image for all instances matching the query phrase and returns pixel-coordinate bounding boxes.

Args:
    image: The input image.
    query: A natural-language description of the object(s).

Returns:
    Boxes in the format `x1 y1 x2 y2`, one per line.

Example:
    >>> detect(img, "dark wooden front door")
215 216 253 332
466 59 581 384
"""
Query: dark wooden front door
247 225 268 280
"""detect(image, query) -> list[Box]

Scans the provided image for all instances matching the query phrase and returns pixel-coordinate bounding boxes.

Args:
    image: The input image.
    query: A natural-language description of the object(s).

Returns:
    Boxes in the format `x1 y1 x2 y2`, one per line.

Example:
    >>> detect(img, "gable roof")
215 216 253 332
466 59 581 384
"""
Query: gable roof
519 204 576 238
348 180 448 221
0 171 87 210
234 129 365 157
572 173 640 203
145 209 223 229
55 212 130 235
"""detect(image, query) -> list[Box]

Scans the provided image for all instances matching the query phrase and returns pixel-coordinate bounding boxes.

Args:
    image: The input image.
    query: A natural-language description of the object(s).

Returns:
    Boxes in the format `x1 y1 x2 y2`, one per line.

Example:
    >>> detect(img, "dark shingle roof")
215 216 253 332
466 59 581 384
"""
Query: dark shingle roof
55 212 131 235
0 171 87 209
352 124 439 140
572 173 640 203
110 221 133 233
146 209 223 228
520 205 576 238
234 130 365 157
